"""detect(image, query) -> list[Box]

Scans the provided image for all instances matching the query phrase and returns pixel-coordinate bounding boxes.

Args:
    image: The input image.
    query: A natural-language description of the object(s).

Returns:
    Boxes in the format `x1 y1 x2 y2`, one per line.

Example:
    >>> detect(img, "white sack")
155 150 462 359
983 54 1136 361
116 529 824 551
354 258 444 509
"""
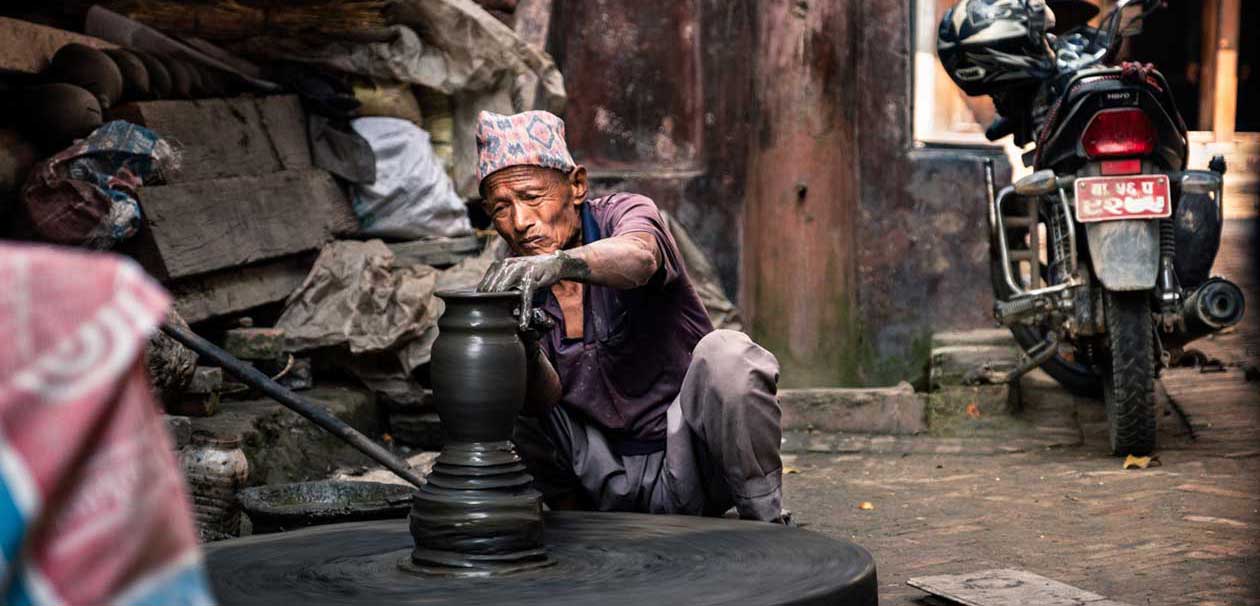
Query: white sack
350 117 473 240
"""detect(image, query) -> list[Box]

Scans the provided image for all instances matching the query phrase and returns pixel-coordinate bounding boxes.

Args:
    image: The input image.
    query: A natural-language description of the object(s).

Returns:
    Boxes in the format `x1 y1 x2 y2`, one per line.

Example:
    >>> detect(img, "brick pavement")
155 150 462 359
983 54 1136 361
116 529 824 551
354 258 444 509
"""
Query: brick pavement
785 367 1259 605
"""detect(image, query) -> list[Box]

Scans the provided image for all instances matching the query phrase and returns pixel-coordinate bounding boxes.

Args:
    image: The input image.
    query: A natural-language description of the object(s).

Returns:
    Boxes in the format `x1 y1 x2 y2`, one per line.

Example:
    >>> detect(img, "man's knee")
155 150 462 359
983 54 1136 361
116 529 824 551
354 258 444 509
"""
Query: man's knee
692 329 780 385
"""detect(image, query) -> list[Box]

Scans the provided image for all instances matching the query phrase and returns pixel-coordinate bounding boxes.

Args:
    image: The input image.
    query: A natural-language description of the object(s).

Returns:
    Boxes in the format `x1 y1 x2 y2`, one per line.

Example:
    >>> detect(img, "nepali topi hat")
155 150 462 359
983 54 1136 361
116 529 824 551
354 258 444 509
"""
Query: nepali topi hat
475 110 576 184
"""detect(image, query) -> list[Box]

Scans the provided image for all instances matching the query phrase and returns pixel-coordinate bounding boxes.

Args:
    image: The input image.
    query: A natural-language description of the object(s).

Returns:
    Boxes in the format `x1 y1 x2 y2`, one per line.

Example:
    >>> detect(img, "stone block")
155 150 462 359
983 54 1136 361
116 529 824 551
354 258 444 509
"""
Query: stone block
224 328 286 361
165 415 192 448
930 344 1020 389
389 412 444 450
187 366 224 394
779 382 926 434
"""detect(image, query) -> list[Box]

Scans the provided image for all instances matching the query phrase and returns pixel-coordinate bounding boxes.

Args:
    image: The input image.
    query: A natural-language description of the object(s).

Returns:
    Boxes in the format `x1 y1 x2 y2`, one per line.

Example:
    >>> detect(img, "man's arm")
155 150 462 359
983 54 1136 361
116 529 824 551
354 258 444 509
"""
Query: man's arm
523 346 563 415
477 232 662 330
478 232 661 292
564 232 661 289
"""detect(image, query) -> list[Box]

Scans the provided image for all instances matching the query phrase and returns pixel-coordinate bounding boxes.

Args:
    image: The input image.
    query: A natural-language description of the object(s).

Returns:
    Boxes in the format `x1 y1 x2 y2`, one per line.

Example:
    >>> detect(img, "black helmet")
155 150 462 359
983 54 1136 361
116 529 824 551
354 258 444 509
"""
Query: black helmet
937 0 1055 96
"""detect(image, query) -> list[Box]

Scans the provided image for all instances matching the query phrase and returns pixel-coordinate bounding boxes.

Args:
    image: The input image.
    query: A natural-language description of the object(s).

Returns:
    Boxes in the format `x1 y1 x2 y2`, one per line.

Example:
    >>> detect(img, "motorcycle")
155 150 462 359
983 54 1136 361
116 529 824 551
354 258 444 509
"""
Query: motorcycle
941 0 1246 456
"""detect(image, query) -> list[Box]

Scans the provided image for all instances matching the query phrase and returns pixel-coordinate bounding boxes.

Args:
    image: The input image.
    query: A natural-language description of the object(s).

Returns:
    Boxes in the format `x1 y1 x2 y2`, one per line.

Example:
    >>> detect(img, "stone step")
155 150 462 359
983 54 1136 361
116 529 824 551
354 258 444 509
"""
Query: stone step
931 328 1017 350
930 344 1020 389
779 382 926 435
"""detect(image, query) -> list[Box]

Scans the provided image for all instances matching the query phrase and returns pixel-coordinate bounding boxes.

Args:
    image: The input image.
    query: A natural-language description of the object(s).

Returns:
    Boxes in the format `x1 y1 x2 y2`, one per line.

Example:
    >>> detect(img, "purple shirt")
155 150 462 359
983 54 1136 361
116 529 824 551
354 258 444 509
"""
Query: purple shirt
539 193 714 444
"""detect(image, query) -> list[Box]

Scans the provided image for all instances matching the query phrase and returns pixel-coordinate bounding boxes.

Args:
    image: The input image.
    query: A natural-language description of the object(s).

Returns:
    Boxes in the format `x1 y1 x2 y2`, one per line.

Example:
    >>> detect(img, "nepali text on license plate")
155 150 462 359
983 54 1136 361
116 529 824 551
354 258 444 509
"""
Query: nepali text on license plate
1073 175 1171 223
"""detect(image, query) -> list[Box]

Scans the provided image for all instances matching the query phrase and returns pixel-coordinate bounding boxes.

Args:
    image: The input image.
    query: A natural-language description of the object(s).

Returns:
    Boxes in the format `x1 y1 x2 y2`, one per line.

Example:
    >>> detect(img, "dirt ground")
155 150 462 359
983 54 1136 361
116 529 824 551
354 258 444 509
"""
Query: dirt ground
785 361 1259 606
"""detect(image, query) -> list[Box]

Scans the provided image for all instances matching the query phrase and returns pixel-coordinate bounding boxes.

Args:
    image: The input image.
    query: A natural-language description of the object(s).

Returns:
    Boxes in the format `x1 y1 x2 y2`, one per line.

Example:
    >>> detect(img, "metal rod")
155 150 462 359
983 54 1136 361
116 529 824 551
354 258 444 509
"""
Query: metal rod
161 322 426 489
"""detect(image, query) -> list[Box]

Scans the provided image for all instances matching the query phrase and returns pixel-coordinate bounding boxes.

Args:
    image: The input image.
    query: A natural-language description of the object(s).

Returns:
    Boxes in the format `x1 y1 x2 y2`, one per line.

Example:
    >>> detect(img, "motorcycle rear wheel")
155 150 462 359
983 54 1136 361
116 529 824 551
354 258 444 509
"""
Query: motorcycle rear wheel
1101 290 1157 456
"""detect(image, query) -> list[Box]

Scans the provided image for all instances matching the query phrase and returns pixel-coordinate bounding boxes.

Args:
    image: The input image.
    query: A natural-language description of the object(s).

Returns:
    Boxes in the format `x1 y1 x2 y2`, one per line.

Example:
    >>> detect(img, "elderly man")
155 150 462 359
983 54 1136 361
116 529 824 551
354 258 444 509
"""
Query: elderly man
474 110 786 523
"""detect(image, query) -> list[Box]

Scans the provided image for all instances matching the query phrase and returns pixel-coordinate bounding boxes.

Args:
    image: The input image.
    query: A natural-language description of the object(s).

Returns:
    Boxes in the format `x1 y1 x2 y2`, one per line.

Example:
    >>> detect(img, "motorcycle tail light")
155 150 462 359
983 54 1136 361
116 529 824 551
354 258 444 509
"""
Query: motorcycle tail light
1081 108 1157 158
1100 158 1142 175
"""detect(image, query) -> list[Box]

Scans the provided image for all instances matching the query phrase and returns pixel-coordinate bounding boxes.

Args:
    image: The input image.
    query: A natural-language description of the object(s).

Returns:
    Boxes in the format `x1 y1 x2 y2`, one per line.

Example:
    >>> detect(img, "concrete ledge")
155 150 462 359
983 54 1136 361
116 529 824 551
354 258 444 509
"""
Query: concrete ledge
779 382 926 435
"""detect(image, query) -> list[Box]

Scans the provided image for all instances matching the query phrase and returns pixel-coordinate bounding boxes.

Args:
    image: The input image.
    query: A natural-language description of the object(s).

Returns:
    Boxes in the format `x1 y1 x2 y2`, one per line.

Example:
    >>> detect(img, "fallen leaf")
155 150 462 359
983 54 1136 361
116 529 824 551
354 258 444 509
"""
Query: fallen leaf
1123 455 1161 470
784 466 801 475
965 403 981 419
858 501 875 511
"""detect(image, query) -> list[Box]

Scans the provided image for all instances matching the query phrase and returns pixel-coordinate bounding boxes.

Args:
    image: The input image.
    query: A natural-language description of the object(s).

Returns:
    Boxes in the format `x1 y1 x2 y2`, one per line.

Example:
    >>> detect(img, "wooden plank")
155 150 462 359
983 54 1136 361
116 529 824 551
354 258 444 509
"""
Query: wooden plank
111 96 309 182
254 95 312 171
169 254 313 323
132 168 355 280
0 17 114 75
1212 0 1240 143
1198 0 1218 131
908 569 1131 606
387 235 482 267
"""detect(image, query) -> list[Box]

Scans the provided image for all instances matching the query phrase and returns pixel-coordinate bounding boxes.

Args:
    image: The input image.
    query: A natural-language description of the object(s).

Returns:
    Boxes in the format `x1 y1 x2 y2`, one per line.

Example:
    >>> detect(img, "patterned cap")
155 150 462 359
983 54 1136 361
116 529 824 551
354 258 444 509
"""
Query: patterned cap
476 110 576 184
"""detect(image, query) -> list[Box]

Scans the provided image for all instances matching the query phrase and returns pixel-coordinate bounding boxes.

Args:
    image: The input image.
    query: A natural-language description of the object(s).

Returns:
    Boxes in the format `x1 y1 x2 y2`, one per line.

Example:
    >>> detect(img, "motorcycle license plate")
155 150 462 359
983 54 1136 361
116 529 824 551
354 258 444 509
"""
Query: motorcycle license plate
1073 175 1172 223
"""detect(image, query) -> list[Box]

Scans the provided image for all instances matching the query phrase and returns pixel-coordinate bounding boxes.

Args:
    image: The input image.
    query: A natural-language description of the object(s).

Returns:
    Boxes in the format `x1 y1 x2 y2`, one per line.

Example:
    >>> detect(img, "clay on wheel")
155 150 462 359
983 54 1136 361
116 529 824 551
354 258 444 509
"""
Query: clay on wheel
206 511 878 606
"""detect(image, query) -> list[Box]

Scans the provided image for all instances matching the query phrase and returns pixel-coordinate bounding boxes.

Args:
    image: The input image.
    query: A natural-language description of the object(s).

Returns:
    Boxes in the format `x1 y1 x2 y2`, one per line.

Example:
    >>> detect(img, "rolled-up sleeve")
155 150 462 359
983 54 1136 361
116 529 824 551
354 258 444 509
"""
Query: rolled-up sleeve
602 194 683 287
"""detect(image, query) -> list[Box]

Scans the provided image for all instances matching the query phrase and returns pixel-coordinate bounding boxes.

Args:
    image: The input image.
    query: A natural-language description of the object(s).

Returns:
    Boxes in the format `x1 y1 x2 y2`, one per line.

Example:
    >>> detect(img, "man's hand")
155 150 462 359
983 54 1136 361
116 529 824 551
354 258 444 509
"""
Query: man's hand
477 251 585 331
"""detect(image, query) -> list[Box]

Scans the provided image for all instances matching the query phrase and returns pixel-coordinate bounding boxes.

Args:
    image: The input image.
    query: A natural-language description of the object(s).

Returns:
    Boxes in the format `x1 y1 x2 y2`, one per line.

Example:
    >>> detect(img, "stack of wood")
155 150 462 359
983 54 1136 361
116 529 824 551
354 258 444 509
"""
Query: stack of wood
111 94 358 322
109 0 391 41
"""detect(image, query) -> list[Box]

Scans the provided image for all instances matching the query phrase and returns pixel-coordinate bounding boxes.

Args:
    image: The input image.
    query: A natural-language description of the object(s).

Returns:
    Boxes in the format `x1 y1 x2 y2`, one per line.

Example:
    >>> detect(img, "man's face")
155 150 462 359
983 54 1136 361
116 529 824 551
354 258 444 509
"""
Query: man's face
482 165 587 256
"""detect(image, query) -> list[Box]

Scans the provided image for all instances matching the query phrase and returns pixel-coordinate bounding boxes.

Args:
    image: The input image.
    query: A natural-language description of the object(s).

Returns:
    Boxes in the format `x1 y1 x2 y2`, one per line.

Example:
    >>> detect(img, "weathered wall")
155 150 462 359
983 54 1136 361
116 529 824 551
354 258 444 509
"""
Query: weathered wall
551 0 1010 387
741 0 862 387
849 1 1011 386
549 0 754 296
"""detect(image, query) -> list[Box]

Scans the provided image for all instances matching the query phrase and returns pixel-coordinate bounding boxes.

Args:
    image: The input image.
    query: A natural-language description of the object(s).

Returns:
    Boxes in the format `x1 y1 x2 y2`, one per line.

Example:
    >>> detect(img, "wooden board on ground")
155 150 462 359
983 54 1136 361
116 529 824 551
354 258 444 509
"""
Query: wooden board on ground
0 17 114 75
388 235 482 267
111 95 310 183
908 569 1131 606
169 254 314 323
129 169 354 280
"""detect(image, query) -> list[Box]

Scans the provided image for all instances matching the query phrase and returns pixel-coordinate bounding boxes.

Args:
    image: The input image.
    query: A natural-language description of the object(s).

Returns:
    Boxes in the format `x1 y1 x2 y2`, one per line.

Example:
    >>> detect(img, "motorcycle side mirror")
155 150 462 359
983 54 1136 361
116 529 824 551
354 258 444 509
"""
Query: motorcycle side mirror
1014 169 1060 196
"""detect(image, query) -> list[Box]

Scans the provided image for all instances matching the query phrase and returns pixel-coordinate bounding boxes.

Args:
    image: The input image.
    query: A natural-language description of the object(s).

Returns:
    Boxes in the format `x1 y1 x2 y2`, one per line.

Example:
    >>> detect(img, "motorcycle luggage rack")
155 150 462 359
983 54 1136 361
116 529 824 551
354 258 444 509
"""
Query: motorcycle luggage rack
985 160 1079 302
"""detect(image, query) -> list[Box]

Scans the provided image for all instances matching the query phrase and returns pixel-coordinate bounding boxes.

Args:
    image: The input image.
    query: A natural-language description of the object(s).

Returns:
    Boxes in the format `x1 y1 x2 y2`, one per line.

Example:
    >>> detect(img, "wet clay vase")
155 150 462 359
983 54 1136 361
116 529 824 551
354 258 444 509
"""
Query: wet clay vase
407 290 550 575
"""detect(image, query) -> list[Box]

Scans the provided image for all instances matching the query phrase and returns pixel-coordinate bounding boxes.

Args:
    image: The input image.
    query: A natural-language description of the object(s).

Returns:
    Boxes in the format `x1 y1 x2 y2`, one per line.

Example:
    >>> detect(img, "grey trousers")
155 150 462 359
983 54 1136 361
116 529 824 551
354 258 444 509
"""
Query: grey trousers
514 330 784 521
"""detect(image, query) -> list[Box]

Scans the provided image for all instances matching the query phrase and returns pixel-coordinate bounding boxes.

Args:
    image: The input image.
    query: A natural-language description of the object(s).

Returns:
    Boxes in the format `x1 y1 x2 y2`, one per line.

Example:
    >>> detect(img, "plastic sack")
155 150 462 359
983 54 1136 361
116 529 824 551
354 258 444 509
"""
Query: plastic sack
349 117 473 240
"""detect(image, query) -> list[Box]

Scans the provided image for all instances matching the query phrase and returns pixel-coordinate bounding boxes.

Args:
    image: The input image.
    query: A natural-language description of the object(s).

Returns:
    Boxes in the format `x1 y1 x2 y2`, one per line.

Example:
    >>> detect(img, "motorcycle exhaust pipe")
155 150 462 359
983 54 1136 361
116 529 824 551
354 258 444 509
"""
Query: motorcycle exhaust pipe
1167 277 1246 347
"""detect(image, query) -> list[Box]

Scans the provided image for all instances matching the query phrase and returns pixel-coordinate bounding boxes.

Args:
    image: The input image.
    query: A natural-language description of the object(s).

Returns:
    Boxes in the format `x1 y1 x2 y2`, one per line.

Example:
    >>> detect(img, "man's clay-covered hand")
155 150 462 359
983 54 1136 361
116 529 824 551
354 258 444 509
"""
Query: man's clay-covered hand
477 250 588 330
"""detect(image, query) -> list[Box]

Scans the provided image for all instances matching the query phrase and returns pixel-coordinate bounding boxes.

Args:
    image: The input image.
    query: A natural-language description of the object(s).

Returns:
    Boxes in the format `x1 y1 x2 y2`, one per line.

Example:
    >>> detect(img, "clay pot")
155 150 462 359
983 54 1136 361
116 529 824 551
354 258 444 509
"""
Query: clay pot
18 83 103 151
409 290 546 574
132 50 172 99
104 48 151 101
429 290 527 443
46 43 123 109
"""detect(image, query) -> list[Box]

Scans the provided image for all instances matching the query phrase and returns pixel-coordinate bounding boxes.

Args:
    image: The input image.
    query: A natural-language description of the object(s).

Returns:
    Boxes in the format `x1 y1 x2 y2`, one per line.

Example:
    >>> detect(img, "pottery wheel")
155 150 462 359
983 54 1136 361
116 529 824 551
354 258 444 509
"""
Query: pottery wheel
205 511 878 605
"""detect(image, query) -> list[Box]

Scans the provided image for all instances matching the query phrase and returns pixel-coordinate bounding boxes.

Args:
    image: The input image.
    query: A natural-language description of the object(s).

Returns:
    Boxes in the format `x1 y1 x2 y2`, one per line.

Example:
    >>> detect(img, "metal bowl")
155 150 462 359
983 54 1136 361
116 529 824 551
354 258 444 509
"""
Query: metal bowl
239 480 415 534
